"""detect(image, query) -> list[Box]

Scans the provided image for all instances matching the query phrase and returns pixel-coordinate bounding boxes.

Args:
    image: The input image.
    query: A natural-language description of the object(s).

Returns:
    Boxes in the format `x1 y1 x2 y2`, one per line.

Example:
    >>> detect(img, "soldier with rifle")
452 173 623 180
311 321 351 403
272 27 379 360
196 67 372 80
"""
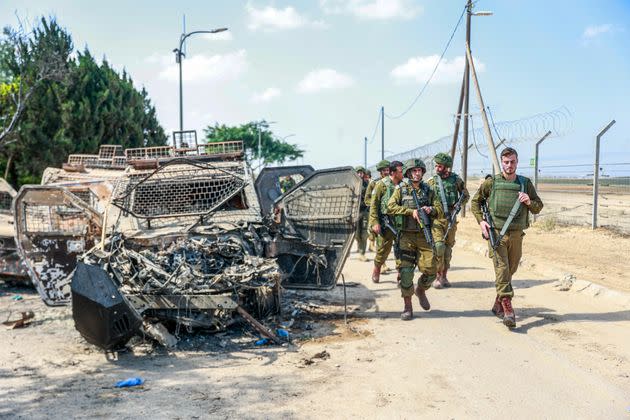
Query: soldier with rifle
471 147 543 328
368 160 402 283
427 152 469 289
387 158 443 320
365 160 390 254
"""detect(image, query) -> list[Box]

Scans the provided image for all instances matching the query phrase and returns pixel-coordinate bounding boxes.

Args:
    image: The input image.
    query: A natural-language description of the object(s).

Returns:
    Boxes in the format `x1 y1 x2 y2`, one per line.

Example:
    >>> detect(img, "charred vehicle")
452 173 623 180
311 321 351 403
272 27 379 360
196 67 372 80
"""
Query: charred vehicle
14 137 362 350
13 145 127 301
0 179 29 282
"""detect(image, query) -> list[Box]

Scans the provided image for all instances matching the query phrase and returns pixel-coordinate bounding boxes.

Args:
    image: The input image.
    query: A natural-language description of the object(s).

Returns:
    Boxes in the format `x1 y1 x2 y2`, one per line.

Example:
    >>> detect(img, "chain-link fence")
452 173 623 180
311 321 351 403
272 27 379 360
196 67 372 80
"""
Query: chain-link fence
371 109 629 233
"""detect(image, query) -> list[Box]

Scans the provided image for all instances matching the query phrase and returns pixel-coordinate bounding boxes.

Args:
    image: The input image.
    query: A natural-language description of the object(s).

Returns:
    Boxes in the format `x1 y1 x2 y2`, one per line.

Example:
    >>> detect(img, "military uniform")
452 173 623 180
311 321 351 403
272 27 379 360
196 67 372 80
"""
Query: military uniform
368 176 400 278
387 159 443 320
471 172 543 327
354 167 369 260
364 178 378 251
427 157 469 288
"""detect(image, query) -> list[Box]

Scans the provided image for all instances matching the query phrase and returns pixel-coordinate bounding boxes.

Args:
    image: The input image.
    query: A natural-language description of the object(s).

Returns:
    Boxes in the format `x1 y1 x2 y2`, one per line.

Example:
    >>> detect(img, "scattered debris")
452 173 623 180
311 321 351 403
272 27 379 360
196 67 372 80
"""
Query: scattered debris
553 273 576 291
11 295 23 301
301 349 331 366
3 311 35 329
115 377 145 388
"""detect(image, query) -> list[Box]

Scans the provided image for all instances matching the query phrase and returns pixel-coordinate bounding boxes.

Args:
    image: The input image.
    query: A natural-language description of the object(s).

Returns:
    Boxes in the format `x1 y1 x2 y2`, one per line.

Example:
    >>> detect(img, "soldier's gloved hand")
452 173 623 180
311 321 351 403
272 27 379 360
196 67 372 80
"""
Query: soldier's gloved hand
518 192 531 206
372 224 381 235
480 221 491 239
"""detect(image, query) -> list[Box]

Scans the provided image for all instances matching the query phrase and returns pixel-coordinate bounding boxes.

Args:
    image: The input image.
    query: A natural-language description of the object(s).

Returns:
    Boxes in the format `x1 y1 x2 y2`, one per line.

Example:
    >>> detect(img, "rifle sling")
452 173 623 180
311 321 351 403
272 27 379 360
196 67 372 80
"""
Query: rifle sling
498 176 525 239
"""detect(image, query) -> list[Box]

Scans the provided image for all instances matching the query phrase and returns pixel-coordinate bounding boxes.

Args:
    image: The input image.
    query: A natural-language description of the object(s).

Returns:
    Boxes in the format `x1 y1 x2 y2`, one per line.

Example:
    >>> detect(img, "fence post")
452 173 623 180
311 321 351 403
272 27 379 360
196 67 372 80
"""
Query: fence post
533 131 551 221
592 119 616 229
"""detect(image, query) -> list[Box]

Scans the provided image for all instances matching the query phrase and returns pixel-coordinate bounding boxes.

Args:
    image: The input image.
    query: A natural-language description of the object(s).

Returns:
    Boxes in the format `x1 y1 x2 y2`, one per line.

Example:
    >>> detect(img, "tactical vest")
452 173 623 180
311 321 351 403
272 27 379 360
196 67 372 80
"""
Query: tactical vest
489 174 528 230
359 179 369 212
433 174 459 209
396 181 432 231
379 177 402 227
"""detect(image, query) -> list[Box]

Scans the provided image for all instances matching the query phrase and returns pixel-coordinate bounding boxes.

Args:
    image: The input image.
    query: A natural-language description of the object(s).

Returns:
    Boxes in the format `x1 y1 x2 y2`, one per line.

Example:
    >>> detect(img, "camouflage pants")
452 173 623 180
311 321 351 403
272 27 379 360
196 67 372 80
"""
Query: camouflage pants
374 229 400 268
398 231 436 297
488 229 524 298
432 220 457 272
355 210 368 255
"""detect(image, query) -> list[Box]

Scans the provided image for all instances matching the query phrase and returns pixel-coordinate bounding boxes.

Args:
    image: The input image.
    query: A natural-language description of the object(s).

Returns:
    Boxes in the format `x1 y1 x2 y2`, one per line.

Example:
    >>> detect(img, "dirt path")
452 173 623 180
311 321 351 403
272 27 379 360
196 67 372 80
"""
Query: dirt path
1 219 630 418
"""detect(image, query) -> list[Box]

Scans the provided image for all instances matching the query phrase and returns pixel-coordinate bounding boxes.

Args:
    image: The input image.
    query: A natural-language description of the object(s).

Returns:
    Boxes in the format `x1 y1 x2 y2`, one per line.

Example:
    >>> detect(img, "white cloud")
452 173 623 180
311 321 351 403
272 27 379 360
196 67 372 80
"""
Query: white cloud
201 31 233 41
297 68 355 94
390 55 485 85
157 50 248 84
320 0 421 20
246 4 323 31
582 24 614 39
251 87 282 103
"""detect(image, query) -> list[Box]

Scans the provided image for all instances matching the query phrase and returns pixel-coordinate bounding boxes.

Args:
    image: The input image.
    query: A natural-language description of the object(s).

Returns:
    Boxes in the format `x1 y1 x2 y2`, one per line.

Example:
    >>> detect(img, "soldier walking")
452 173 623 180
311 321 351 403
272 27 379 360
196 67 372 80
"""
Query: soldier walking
387 159 443 320
364 161 389 253
470 147 543 328
354 166 370 262
368 160 402 283
427 152 469 288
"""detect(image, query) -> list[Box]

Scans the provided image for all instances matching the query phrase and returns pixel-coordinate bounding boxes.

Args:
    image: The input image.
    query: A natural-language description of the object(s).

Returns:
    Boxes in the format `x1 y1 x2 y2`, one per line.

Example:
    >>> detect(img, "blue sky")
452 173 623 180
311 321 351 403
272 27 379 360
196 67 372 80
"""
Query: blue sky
2 0 629 172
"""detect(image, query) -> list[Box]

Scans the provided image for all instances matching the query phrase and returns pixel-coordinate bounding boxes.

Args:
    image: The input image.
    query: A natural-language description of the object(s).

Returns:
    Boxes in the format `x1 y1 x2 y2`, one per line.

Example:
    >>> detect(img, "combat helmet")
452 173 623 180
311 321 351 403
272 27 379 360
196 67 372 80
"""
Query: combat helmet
354 165 366 173
402 158 426 177
434 152 453 168
376 159 390 171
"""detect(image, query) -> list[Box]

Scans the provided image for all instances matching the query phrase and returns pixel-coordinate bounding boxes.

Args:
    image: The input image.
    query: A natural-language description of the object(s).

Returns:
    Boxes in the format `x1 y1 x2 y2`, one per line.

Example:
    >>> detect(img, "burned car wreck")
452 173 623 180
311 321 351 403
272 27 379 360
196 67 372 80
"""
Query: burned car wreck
0 178 29 282
14 140 362 350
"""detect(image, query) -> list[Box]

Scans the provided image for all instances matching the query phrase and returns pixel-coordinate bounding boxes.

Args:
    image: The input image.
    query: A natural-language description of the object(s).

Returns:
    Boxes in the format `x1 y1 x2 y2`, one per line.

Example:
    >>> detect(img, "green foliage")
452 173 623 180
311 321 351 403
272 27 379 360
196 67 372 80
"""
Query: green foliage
0 17 167 187
535 215 558 232
204 120 303 166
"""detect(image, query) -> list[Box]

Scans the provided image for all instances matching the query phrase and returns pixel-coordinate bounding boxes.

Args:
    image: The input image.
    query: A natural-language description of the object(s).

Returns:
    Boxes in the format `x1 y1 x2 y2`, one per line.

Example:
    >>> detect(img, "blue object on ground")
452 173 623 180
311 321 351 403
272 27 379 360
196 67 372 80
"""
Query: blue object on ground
276 328 289 339
12 295 23 301
115 377 145 388
255 338 269 346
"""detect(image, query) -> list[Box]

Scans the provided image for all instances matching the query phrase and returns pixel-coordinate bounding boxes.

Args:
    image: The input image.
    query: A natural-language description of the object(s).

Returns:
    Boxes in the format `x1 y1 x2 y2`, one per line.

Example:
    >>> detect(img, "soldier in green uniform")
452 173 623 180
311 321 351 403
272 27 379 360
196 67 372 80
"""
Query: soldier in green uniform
427 152 469 289
368 160 402 283
387 158 443 320
279 175 296 193
354 166 369 262
365 160 390 256
470 147 543 328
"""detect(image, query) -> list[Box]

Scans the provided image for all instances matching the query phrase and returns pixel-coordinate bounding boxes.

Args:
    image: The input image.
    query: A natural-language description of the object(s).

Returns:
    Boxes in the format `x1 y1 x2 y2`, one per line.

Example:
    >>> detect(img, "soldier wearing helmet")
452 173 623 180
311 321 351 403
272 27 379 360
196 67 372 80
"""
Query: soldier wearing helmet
354 166 370 261
387 158 443 320
427 152 469 289
368 160 402 283
364 160 390 256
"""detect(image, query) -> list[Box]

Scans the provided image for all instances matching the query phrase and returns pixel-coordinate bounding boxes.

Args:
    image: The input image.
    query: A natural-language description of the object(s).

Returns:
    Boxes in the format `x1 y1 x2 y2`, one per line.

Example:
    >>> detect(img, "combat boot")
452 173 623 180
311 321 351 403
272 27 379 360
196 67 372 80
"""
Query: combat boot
500 296 516 328
358 253 368 262
401 296 413 320
442 269 451 288
381 263 391 274
415 285 431 311
491 295 504 318
432 273 444 289
371 264 381 283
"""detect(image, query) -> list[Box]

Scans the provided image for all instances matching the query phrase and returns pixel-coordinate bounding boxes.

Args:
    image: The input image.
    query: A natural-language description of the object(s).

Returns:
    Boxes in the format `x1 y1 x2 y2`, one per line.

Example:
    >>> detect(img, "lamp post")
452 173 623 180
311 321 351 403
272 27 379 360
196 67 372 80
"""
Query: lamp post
173 27 228 132
257 120 276 170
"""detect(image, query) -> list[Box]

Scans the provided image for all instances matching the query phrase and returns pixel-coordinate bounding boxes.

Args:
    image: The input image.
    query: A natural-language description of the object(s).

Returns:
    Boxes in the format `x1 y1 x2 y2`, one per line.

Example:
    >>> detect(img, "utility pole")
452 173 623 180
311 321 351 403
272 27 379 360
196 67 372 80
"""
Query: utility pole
461 0 472 216
381 106 385 160
533 131 552 191
364 137 368 169
465 43 500 174
592 120 616 229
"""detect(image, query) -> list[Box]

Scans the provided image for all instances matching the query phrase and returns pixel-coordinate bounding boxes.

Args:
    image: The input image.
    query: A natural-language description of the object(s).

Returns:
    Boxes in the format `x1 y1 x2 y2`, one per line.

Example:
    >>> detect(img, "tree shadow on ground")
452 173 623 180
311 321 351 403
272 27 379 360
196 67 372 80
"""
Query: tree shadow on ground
513 307 630 334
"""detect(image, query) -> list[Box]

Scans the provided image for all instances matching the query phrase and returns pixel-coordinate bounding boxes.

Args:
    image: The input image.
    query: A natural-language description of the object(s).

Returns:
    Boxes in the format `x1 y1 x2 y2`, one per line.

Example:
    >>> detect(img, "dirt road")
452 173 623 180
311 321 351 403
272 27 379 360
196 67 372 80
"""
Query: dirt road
1 217 629 419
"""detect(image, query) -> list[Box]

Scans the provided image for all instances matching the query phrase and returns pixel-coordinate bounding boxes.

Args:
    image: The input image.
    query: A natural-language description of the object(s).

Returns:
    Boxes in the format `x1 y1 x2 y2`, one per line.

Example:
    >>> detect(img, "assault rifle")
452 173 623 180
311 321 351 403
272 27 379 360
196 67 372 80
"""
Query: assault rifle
411 189 434 249
376 208 400 259
480 200 499 250
443 192 466 241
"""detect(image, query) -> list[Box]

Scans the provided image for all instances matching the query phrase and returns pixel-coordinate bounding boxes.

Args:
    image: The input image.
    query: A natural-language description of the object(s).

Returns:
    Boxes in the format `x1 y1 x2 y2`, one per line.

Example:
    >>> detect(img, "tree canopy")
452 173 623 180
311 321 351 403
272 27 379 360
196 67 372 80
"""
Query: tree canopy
0 17 167 186
204 121 304 167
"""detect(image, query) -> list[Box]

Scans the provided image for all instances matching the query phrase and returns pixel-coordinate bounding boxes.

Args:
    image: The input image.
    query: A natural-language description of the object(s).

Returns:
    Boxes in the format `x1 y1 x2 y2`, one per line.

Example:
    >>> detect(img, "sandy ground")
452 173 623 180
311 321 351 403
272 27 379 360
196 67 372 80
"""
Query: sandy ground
1 216 630 419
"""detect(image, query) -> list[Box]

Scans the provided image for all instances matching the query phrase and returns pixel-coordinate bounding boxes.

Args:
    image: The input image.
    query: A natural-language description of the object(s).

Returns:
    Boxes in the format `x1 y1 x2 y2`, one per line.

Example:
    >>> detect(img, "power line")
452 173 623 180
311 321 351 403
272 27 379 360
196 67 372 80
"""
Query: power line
368 109 381 143
384 3 467 120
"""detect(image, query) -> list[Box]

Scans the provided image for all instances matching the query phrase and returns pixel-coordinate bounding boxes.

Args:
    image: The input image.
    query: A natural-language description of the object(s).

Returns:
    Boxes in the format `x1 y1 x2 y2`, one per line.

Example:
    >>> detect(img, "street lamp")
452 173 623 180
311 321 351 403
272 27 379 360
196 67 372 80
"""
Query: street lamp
173 27 228 132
